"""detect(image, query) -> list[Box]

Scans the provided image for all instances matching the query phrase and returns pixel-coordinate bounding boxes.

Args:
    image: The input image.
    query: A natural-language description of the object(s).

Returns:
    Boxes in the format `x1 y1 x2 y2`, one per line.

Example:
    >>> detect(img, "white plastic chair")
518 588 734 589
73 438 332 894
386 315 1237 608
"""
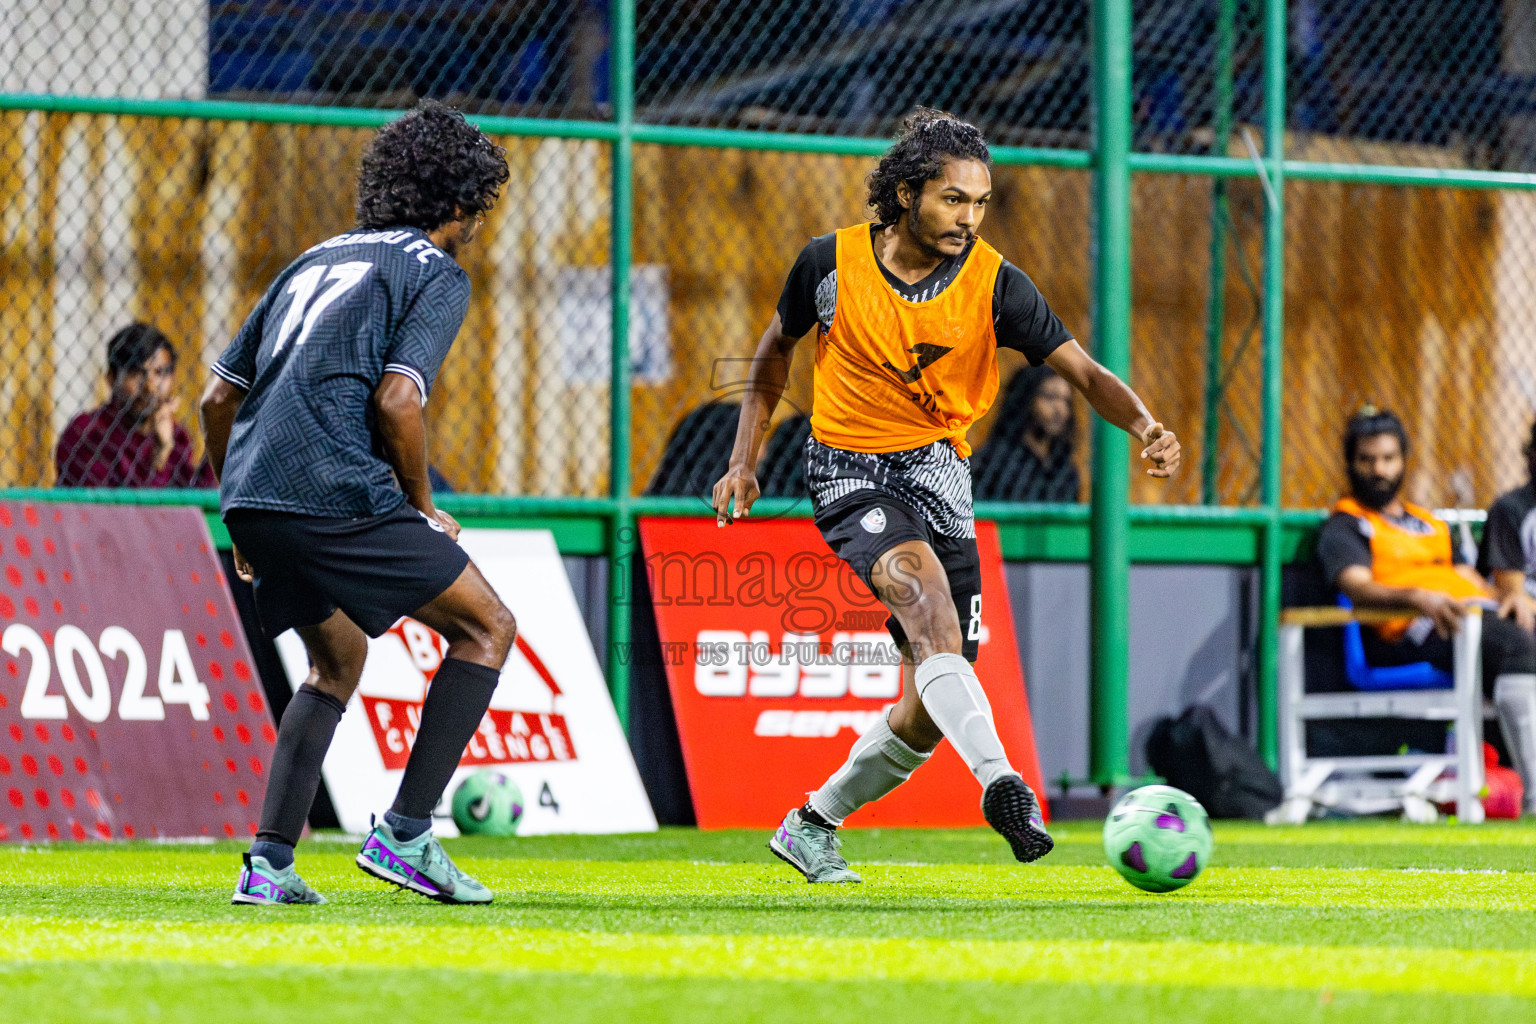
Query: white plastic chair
1271 605 1484 824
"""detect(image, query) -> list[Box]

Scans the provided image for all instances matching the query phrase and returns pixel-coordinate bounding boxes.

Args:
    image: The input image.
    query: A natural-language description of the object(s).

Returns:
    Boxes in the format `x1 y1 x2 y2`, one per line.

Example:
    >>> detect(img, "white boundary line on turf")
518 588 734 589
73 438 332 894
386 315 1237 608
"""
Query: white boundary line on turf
1264 864 1511 875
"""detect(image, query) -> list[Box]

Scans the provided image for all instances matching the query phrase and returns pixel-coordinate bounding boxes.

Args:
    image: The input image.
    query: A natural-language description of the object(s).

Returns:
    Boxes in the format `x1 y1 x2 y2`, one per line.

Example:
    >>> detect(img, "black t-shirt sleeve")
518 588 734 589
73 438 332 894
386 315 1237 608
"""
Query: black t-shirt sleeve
776 234 837 339
993 260 1073 365
383 268 472 400
1316 511 1373 588
1480 491 1533 575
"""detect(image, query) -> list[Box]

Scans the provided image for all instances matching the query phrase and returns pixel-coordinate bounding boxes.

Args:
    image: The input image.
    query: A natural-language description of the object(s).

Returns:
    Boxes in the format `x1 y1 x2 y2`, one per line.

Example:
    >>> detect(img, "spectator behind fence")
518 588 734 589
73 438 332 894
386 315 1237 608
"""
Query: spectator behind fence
1478 418 1536 814
1317 406 1536 809
54 323 215 488
970 365 1079 501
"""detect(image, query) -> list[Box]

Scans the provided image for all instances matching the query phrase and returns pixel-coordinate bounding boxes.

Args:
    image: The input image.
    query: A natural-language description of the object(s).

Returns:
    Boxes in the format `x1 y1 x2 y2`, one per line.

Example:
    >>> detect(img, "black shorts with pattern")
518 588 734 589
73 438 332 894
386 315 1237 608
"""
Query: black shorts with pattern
813 489 982 662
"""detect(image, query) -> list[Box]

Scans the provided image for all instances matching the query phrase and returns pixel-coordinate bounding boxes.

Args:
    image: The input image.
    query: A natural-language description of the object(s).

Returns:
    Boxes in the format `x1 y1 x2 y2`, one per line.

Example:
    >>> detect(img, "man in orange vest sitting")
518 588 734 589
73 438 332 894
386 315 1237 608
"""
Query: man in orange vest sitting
1316 407 1536 808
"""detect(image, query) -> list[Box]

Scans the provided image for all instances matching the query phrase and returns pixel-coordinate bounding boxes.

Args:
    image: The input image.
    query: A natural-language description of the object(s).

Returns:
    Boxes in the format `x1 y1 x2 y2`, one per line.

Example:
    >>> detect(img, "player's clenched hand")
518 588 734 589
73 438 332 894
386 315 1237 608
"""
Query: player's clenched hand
232 545 254 583
1140 423 1181 478
434 509 462 542
713 465 760 527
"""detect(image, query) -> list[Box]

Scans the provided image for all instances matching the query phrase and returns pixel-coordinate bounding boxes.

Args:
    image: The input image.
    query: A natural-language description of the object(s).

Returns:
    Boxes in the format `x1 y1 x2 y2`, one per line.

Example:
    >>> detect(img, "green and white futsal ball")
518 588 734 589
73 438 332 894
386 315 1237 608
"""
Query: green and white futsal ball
450 769 525 837
1102 784 1214 892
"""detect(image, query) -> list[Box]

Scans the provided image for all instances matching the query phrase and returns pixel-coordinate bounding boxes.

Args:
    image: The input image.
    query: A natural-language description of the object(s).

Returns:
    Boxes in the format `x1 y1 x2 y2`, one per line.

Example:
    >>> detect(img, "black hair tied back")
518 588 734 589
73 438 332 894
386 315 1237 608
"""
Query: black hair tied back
865 107 991 224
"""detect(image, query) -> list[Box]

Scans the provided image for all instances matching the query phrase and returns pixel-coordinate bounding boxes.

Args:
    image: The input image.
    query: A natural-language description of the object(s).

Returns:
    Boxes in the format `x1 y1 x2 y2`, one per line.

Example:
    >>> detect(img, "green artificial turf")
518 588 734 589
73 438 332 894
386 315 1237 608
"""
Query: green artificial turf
2 821 1534 1023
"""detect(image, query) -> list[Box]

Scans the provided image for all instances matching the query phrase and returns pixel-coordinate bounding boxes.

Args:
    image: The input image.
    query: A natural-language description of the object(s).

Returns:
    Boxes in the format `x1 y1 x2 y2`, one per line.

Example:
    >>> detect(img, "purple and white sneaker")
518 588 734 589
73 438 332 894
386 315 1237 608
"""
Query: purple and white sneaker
232 853 326 905
355 818 492 904
983 774 1054 863
768 809 861 883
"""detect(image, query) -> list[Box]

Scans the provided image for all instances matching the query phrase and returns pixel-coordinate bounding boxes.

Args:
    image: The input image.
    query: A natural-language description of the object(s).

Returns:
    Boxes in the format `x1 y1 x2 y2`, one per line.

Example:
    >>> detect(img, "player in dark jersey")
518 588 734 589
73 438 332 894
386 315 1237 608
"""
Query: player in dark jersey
1479 419 1536 814
712 108 1180 882
200 102 513 905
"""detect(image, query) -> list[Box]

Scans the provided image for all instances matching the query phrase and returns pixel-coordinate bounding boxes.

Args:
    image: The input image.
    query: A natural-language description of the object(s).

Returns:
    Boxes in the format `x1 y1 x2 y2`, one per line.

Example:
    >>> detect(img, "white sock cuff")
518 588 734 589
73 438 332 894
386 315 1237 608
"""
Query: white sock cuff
914 652 972 697
875 709 931 771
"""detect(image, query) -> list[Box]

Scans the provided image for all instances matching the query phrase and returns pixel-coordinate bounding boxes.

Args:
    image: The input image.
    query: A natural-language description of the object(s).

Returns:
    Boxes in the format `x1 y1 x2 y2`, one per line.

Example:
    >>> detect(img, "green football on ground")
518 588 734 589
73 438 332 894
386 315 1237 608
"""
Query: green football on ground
1103 784 1215 892
451 769 525 837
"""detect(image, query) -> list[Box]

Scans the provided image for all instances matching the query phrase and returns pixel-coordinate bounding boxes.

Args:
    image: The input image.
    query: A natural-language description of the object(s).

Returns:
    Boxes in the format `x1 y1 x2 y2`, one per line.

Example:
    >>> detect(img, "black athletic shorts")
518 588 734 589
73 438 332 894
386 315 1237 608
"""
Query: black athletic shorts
813 490 983 661
224 501 470 638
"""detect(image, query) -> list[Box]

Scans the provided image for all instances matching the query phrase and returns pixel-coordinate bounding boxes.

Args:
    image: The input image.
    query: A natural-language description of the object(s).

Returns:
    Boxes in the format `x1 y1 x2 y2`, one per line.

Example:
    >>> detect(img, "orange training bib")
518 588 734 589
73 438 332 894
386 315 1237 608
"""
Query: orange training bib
1333 496 1487 641
811 224 1003 458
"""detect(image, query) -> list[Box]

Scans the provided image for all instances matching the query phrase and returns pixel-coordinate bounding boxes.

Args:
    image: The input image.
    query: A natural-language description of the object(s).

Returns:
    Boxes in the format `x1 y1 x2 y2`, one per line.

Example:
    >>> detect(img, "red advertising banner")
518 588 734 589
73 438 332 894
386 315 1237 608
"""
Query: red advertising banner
640 517 1047 830
0 501 276 842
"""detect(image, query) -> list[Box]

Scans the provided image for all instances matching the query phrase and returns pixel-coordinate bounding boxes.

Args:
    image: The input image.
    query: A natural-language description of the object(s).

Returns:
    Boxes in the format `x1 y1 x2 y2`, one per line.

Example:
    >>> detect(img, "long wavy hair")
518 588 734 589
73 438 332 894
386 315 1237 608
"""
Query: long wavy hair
994 365 1075 455
971 365 1080 502
865 107 991 225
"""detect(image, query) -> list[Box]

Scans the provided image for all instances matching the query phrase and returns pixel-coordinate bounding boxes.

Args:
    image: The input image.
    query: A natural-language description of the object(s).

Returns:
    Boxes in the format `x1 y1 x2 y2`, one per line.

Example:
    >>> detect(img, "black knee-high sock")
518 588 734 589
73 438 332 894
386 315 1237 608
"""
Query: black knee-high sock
391 658 500 820
255 684 347 847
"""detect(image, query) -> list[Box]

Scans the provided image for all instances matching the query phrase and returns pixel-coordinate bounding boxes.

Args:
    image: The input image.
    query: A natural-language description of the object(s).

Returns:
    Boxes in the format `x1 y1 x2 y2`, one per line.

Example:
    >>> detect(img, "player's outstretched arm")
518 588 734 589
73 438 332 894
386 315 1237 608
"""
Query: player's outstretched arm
1045 340 1181 478
374 372 458 540
712 312 804 526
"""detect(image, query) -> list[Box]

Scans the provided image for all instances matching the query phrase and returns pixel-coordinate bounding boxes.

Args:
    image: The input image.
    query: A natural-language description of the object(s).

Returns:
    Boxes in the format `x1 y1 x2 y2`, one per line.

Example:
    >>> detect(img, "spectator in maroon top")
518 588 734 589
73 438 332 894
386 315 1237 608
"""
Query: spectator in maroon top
54 323 215 488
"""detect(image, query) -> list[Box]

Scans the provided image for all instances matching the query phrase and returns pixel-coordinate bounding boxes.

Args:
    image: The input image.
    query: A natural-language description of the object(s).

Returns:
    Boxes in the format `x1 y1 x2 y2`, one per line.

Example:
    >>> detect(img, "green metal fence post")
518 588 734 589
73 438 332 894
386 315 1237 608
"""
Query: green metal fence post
607 0 637 731
1200 0 1237 505
1090 0 1134 788
1257 0 1287 768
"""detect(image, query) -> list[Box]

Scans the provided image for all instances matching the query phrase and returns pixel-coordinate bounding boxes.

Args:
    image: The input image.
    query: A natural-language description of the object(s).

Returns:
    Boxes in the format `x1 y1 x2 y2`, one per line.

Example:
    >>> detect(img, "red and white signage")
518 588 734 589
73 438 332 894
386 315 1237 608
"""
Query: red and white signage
275 529 655 836
640 517 1047 830
0 502 277 842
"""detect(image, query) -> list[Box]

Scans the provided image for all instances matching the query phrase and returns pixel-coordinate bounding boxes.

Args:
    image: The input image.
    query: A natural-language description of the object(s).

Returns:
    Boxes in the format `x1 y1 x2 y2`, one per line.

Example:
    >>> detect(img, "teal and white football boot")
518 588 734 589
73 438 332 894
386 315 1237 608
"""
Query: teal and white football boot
232 853 327 905
356 818 493 904
769 808 862 883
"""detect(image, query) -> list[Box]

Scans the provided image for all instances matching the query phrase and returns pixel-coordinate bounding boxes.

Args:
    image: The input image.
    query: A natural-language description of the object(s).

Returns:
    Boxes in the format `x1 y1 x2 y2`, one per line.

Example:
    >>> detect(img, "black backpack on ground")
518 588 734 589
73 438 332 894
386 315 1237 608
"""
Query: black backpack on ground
1146 705 1283 819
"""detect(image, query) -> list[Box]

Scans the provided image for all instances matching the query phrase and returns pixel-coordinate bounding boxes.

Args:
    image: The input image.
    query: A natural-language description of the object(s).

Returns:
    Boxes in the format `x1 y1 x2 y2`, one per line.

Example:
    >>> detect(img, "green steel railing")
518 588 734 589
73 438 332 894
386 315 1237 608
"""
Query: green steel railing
8 89 1536 190
1200 0 1238 506
607 0 638 731
1089 0 1134 786
1255 0 1289 769
5 0 1530 774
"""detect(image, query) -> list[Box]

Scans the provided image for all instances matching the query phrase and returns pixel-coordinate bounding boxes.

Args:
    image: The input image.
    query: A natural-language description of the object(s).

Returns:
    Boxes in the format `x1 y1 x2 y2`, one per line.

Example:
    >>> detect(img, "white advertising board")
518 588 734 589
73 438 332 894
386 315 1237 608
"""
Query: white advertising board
275 528 656 836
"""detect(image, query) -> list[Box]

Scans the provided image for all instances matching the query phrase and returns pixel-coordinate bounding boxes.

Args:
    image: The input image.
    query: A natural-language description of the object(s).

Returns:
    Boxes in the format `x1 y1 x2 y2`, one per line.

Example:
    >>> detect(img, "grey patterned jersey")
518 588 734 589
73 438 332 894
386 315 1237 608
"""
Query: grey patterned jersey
212 226 471 518
805 436 974 539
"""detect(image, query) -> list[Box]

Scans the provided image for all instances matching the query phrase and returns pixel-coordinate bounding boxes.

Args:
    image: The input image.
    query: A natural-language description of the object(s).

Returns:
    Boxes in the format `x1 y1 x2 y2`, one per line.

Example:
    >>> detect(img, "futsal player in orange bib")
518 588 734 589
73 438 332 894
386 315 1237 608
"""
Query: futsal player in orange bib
712 108 1181 881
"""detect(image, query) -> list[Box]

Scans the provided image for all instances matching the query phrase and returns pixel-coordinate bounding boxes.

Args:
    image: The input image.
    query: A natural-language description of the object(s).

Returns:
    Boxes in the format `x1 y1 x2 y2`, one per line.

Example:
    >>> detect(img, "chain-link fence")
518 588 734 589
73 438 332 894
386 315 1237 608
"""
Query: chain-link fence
1281 175 1536 510
3 0 1536 511
636 0 1089 145
0 113 614 494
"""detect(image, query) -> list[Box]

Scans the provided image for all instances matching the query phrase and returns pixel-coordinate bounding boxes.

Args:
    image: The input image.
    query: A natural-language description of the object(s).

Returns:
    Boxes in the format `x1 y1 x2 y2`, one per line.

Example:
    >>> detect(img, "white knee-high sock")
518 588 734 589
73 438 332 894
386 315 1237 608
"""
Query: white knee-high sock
914 652 1017 789
1494 673 1536 813
807 710 930 826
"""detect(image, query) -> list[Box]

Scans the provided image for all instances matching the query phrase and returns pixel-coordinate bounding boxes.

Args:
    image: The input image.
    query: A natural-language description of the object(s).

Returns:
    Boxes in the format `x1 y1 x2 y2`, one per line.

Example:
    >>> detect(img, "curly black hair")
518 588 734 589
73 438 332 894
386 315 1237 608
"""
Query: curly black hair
866 107 991 225
356 100 510 232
